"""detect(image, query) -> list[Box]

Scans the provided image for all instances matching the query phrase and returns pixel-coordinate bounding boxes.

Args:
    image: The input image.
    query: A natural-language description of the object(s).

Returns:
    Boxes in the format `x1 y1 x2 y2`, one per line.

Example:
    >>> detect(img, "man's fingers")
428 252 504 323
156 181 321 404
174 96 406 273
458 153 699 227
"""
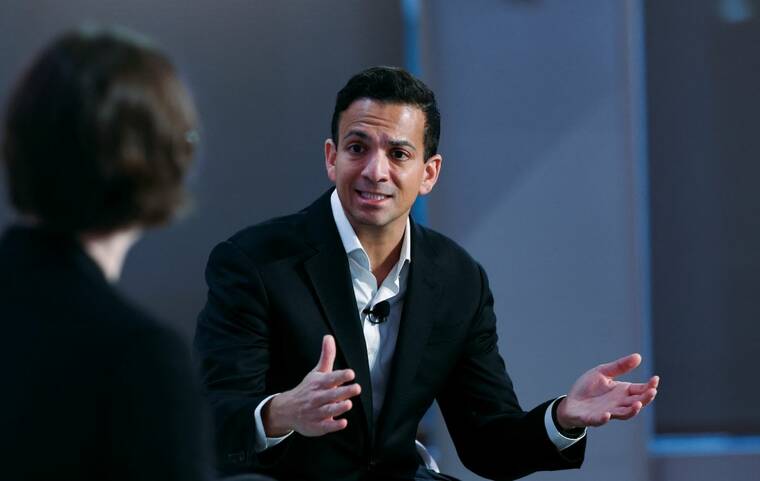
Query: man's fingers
317 369 356 389
611 402 642 420
618 388 656 410
301 417 349 437
319 399 353 418
627 382 650 395
627 376 659 405
589 412 612 427
598 353 642 377
627 376 660 395
315 335 336 373
318 417 348 434
639 388 657 406
314 383 361 405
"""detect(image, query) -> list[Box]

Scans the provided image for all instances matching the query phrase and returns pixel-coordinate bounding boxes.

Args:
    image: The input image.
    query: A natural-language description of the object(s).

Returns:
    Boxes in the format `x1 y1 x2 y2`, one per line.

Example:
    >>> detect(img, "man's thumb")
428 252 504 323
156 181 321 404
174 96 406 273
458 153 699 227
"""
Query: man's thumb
315 335 336 373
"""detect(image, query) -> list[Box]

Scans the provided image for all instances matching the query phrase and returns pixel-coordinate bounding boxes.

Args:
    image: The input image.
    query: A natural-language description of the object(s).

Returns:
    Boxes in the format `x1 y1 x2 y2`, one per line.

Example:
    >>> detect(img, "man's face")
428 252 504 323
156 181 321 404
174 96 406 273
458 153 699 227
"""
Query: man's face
325 98 441 236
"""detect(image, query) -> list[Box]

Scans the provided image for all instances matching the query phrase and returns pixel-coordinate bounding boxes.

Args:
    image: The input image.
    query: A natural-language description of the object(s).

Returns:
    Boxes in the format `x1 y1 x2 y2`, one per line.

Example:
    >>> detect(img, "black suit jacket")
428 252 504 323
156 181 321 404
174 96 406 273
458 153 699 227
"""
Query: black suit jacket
0 226 210 481
195 191 585 481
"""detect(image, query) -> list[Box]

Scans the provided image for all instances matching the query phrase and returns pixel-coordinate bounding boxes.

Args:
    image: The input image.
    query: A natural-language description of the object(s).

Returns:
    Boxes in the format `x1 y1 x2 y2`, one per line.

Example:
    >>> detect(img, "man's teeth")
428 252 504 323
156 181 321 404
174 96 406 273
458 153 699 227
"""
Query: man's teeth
359 191 387 200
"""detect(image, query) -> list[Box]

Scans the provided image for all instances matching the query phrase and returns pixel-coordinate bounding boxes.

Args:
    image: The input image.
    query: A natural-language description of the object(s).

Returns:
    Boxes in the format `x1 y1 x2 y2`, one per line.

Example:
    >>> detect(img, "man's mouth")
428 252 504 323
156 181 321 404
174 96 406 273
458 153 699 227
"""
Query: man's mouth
356 190 391 201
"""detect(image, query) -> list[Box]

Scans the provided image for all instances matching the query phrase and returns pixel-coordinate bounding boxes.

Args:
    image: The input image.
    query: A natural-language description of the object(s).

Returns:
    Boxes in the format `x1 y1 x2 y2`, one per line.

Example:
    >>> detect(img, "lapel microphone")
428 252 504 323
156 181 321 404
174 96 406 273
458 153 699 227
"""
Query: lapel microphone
363 300 391 325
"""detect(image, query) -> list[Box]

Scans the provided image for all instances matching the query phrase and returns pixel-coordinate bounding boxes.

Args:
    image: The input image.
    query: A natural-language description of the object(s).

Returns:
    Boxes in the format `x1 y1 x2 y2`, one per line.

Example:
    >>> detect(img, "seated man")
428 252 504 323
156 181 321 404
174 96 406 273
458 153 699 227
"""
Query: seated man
195 66 659 481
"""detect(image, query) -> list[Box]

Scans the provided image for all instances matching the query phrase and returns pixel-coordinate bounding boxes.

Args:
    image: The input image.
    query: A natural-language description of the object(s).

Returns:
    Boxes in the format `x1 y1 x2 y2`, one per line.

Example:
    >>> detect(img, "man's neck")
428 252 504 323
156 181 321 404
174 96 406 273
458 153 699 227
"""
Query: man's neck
353 220 406 286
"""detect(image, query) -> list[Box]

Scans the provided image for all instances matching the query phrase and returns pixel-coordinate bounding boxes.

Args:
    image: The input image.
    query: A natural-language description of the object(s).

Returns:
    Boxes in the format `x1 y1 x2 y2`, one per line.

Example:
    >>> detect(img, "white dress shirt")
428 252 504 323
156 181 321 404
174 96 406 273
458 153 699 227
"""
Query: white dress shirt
254 190 585 452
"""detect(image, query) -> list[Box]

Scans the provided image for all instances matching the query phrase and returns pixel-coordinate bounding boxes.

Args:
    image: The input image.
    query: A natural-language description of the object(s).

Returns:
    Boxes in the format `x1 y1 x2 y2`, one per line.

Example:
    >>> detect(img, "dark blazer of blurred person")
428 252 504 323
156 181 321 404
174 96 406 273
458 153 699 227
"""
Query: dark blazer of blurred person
0 28 210 481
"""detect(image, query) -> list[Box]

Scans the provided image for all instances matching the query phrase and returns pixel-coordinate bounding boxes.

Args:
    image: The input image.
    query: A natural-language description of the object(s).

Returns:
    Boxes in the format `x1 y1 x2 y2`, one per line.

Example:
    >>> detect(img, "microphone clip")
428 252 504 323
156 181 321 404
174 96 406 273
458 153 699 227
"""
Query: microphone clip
363 300 390 325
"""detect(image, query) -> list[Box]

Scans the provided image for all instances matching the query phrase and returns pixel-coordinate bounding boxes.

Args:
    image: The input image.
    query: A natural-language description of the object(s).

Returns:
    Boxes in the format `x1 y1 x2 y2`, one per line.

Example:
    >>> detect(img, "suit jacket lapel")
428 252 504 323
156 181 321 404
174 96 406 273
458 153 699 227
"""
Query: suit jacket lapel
301 191 374 439
375 220 441 443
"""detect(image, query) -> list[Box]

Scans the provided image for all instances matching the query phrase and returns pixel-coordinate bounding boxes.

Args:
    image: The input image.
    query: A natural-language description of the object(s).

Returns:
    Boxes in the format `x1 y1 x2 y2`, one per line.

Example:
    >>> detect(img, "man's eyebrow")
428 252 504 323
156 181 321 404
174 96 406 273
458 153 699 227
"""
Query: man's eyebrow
342 130 369 142
388 139 417 151
341 130 417 151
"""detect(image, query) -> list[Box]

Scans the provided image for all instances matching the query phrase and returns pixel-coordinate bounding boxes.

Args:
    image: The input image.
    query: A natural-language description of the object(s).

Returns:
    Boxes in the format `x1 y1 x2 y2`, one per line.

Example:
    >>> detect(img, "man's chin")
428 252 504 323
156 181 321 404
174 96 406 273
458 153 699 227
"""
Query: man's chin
345 210 392 230
351 215 388 228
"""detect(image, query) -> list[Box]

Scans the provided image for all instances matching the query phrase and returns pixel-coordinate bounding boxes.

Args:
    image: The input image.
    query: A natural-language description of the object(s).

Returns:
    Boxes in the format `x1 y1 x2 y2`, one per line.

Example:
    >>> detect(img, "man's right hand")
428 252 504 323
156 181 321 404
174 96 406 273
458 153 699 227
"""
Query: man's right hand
262 335 361 437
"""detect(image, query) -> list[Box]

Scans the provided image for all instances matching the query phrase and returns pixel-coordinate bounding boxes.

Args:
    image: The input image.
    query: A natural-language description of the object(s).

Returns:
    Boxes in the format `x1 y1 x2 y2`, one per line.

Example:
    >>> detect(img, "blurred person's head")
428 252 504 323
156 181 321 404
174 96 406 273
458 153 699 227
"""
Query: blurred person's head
330 66 440 161
2 26 198 236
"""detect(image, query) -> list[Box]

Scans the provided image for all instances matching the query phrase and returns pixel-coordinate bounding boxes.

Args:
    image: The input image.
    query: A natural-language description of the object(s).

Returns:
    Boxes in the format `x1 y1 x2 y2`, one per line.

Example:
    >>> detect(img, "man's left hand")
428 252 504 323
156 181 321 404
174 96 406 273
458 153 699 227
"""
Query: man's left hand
556 353 659 430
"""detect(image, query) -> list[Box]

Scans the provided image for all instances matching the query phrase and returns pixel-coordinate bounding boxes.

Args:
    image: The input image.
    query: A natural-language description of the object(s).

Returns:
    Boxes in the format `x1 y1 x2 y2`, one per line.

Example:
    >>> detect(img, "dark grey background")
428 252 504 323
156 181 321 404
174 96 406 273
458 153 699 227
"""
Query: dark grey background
646 0 760 436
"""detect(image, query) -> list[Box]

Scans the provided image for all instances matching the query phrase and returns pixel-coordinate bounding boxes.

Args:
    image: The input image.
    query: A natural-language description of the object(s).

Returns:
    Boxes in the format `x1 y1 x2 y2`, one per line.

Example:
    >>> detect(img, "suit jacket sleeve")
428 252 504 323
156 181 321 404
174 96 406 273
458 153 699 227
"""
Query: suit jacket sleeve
194 239 289 474
108 323 211 481
436 263 585 480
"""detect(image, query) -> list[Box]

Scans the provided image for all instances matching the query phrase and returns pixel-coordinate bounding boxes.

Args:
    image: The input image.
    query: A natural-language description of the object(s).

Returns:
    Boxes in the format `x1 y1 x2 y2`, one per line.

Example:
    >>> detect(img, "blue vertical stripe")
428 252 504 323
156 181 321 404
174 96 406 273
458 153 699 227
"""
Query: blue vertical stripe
402 0 428 226
624 0 661 447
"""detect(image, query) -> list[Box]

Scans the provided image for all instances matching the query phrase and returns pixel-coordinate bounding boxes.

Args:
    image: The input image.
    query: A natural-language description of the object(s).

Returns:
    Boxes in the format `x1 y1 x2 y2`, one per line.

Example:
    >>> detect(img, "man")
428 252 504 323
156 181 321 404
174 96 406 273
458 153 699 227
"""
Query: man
195 67 659 481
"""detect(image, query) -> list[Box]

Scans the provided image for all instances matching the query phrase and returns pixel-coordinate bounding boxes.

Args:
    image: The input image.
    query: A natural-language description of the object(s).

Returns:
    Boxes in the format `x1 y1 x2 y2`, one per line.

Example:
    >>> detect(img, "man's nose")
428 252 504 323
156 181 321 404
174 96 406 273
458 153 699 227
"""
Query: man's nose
362 150 390 182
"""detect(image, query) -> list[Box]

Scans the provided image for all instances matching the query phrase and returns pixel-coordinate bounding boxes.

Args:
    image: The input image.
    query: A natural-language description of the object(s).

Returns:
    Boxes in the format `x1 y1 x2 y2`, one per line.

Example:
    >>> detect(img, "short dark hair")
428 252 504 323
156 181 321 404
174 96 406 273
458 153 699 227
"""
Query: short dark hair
2 26 198 234
330 66 440 160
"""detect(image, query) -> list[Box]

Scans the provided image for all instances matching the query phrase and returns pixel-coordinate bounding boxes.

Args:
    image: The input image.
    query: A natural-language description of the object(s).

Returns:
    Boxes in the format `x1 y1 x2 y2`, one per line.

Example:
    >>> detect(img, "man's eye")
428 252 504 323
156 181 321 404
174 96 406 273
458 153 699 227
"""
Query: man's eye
390 150 409 160
348 144 364 154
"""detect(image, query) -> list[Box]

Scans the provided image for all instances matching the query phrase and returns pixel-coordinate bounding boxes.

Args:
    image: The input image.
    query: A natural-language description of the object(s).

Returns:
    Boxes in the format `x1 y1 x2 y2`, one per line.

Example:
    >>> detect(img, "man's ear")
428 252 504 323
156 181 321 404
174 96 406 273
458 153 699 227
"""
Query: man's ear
325 138 337 183
418 154 442 196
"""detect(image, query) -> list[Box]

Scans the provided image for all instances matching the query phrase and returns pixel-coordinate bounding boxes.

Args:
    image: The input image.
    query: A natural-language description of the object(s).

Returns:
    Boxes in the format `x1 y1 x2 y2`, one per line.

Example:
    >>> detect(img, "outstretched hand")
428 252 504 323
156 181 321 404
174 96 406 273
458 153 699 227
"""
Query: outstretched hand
263 335 361 437
556 353 659 429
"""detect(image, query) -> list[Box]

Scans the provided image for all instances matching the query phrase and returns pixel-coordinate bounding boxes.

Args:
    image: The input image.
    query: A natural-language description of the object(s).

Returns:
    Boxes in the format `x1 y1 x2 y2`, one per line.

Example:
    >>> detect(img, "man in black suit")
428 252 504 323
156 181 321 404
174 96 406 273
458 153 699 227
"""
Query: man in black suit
195 67 659 481
0 28 210 481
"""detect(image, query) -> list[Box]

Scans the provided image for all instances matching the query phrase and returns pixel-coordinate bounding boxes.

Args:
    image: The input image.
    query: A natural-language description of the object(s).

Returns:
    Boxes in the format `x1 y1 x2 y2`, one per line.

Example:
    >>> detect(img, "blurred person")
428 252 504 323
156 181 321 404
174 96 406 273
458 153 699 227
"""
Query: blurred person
0 27 210 481
195 67 660 481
